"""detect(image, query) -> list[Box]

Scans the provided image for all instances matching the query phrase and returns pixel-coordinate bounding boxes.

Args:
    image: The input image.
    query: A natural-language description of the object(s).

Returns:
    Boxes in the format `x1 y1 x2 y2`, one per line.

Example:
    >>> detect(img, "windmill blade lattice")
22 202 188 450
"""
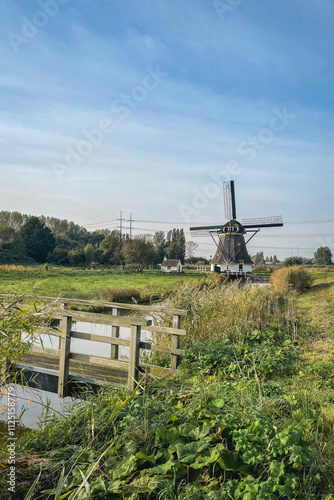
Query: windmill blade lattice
242 216 283 228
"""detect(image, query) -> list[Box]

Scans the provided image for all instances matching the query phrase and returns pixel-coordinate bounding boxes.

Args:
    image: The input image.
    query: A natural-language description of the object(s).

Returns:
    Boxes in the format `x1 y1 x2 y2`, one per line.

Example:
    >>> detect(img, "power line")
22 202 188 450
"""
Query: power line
85 219 118 228
85 217 334 228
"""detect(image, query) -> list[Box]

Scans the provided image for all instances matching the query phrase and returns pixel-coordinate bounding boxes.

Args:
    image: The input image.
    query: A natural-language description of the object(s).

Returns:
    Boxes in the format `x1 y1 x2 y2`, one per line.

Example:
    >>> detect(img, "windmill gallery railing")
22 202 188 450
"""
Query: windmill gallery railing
0 295 188 397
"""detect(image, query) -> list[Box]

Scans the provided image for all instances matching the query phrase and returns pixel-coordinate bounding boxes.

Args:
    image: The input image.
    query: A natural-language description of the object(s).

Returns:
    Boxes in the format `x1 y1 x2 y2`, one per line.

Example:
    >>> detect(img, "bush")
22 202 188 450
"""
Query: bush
282 256 304 267
124 263 144 273
0 248 36 265
270 266 312 295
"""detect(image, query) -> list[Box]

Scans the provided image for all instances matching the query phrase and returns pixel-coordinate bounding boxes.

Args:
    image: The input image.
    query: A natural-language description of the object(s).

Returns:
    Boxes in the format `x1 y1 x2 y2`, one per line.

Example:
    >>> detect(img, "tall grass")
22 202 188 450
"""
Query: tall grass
162 280 292 342
0 264 36 273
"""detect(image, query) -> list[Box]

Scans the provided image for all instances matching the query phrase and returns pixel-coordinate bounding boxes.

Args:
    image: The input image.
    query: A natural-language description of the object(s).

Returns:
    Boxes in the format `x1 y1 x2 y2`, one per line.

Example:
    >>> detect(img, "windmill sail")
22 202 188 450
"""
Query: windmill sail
223 181 236 220
189 224 222 236
242 216 283 228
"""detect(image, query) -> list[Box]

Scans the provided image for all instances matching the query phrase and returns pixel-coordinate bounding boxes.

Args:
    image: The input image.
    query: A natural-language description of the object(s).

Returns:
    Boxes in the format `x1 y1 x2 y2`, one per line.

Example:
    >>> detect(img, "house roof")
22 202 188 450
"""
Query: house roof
161 259 182 266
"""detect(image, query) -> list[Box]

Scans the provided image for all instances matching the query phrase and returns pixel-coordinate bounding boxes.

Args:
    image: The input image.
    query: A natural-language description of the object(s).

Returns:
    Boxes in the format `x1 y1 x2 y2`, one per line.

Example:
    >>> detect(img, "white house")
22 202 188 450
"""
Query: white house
161 257 183 273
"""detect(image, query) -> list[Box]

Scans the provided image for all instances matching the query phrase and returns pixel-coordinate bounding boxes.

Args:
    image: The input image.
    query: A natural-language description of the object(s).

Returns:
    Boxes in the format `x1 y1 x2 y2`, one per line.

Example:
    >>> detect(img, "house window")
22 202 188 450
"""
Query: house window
239 264 243 271
168 266 171 270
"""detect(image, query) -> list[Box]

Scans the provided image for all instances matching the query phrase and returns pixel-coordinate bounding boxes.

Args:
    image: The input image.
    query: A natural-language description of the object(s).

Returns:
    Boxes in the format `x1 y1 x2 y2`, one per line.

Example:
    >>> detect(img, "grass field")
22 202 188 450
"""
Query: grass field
0 265 205 300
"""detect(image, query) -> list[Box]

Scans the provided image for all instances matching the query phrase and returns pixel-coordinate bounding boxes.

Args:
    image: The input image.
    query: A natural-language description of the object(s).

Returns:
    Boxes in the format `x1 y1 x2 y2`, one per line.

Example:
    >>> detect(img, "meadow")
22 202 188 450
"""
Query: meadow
0 265 204 301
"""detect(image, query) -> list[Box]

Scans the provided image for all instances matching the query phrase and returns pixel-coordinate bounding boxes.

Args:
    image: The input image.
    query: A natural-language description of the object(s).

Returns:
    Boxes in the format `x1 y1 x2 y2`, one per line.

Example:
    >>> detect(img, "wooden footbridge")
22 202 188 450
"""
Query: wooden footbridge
2 296 188 397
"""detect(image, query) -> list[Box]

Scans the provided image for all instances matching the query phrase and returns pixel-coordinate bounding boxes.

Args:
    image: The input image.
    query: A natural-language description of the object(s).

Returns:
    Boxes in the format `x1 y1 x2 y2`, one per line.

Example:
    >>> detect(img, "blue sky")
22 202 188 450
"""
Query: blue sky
1 0 334 258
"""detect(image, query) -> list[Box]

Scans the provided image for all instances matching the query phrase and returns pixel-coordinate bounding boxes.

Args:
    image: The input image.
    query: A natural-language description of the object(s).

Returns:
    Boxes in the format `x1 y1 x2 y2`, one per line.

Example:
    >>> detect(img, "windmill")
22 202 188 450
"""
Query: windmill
190 181 283 277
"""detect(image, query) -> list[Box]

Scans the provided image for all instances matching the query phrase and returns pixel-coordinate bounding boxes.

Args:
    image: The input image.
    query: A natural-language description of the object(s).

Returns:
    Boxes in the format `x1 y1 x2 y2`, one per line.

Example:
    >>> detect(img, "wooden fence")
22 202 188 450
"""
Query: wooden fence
1 295 188 397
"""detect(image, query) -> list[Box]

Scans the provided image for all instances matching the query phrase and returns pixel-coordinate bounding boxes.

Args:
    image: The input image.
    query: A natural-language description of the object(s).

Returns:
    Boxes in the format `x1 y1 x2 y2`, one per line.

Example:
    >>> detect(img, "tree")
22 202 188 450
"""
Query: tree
84 244 95 266
314 246 332 266
165 229 186 263
68 248 86 266
186 241 199 259
252 252 265 265
20 216 55 263
282 256 303 267
99 230 123 265
47 248 70 266
121 237 156 269
0 225 25 255
153 231 166 264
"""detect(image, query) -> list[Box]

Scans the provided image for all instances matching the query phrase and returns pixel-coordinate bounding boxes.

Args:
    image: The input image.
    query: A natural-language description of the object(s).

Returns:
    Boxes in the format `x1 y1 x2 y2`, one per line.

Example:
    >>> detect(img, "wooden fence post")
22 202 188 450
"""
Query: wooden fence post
58 315 72 398
110 307 120 360
128 323 141 391
171 314 181 370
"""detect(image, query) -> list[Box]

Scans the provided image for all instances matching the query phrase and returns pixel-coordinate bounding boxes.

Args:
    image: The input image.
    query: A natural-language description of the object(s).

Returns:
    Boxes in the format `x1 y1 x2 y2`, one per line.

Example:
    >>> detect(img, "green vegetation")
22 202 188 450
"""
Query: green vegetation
313 247 333 266
0 266 203 301
0 295 49 385
281 257 304 267
0 211 190 268
1 269 334 498
270 266 312 295
162 276 292 342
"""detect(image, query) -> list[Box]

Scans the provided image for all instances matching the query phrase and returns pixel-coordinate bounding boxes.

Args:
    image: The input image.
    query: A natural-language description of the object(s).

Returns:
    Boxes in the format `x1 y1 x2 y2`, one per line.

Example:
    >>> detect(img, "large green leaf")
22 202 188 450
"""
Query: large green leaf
155 427 185 447
175 440 210 464
112 455 137 480
219 451 250 473
190 446 221 469
135 451 156 464
145 459 176 475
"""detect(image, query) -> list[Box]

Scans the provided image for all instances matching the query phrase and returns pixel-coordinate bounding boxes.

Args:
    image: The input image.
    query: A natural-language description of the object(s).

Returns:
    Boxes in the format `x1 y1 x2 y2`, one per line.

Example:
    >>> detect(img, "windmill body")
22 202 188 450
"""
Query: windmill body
211 220 253 274
190 181 283 278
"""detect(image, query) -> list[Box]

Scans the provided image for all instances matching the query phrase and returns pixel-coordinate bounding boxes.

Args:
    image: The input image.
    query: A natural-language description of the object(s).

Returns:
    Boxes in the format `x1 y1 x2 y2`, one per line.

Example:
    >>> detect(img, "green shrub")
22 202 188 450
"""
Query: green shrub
282 257 304 267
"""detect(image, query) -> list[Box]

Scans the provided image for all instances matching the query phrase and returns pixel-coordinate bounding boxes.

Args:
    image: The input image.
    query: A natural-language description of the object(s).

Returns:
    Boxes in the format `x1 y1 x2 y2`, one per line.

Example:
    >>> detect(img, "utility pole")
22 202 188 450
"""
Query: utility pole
129 213 132 239
117 211 126 240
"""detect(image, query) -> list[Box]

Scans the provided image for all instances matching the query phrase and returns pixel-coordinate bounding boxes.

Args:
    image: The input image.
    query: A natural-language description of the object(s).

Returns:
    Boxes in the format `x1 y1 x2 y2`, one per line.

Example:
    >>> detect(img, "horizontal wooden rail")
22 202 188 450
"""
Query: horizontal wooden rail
51 308 151 327
71 331 130 347
30 346 60 357
140 363 176 377
140 342 186 356
69 353 128 372
145 325 186 336
0 294 188 316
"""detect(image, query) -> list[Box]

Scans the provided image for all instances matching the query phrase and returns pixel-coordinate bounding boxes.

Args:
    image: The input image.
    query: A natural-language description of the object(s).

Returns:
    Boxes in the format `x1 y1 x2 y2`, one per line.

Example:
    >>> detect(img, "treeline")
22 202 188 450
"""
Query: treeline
0 211 186 268
252 249 333 267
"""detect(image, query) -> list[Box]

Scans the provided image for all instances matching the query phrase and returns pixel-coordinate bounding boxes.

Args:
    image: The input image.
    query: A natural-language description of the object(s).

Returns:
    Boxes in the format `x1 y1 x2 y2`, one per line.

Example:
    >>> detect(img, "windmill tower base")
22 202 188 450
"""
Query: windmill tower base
211 263 252 281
